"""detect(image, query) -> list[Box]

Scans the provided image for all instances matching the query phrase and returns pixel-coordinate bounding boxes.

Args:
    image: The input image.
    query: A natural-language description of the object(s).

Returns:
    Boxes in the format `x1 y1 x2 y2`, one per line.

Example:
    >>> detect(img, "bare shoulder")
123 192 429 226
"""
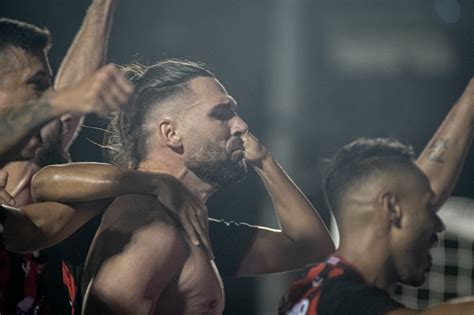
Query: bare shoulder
83 193 189 292
84 195 190 314
104 193 186 245
102 193 178 230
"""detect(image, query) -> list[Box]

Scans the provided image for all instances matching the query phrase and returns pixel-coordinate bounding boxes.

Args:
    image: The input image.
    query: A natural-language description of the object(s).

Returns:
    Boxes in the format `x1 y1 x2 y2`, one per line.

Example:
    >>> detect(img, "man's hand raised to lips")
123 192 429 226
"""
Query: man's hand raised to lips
243 132 269 168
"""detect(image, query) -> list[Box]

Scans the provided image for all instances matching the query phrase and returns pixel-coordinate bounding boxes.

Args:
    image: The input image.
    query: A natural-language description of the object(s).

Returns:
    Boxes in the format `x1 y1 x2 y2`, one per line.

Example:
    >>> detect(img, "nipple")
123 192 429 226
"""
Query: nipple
209 300 217 309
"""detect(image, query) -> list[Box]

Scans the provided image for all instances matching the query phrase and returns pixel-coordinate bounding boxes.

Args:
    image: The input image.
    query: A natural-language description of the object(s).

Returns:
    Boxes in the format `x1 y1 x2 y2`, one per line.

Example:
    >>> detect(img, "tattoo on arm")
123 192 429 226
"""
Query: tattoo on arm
427 138 449 163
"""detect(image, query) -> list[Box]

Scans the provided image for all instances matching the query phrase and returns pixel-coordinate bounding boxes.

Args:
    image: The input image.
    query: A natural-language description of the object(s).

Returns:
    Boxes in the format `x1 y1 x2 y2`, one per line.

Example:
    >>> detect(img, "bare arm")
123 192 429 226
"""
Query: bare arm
31 162 212 255
54 0 116 149
236 134 335 276
416 79 474 208
2 200 108 253
31 162 172 203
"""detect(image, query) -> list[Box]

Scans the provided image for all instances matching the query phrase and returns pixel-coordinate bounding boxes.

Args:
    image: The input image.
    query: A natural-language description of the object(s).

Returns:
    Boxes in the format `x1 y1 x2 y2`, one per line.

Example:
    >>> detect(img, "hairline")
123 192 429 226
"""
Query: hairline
328 156 420 213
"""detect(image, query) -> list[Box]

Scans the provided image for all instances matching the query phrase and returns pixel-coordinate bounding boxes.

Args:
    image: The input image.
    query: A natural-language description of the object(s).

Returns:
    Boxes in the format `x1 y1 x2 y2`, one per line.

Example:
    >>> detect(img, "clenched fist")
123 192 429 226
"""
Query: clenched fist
243 132 268 167
49 64 134 117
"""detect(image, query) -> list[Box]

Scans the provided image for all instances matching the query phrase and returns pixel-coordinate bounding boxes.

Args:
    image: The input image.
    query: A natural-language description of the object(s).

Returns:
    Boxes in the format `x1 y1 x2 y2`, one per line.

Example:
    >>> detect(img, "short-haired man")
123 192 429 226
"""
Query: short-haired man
0 18 132 168
280 138 474 315
0 1 133 312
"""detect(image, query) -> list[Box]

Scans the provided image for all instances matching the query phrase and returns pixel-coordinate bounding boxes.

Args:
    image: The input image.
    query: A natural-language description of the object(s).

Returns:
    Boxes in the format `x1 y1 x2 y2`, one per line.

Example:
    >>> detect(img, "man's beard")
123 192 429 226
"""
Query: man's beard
185 140 247 189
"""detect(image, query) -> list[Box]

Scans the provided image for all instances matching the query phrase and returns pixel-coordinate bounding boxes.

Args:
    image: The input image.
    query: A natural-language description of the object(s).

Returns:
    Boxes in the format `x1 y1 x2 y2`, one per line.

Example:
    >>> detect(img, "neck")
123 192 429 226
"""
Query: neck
138 156 217 204
335 234 398 291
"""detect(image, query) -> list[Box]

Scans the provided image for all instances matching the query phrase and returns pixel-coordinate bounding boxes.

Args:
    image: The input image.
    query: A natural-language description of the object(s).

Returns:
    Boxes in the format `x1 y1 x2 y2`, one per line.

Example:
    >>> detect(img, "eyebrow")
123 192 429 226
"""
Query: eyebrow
212 99 237 111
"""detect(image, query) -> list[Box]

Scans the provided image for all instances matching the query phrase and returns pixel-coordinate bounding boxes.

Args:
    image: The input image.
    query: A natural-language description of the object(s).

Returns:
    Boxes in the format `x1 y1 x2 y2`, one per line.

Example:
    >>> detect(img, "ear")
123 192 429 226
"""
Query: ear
58 113 78 151
159 119 182 148
381 191 402 228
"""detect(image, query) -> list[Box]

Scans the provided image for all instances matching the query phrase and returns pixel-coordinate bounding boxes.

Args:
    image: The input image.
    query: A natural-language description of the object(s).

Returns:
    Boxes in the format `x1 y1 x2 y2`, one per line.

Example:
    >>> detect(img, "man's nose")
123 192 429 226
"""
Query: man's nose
231 115 248 136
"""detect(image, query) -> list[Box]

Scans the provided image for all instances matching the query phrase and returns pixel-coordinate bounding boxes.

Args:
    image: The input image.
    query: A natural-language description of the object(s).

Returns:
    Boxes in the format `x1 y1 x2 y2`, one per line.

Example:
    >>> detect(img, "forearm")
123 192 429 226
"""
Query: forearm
255 154 335 257
4 201 105 253
31 162 169 203
55 0 115 89
55 0 116 148
0 99 62 164
416 97 473 208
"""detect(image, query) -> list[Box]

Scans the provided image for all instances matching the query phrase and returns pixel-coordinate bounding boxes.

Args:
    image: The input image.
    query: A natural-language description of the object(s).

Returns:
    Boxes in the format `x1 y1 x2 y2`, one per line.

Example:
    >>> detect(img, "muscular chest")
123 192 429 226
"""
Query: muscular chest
157 245 225 315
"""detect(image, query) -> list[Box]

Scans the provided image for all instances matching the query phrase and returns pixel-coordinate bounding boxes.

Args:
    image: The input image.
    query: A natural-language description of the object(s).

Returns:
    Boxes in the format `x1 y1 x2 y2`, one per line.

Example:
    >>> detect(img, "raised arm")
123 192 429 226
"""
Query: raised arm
416 78 474 208
54 0 117 149
0 65 132 167
235 133 334 276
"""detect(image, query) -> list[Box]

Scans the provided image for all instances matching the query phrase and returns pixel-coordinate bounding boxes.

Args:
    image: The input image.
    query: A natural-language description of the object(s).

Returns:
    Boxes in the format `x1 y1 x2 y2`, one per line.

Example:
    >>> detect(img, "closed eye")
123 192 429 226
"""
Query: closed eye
211 108 235 120
26 71 52 92
29 79 51 92
209 103 237 120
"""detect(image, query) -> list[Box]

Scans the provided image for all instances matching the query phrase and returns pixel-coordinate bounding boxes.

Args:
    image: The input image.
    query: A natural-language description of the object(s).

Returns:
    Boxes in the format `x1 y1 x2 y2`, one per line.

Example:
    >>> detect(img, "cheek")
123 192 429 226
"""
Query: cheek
0 86 40 108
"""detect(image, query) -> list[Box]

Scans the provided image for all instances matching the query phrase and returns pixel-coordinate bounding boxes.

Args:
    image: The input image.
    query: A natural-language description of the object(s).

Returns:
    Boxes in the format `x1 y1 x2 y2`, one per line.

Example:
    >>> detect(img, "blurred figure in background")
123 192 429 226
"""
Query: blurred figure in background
0 0 133 312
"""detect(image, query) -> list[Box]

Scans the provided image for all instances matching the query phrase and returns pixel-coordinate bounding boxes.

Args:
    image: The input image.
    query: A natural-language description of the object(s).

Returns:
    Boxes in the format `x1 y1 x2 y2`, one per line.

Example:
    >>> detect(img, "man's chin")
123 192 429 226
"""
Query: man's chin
221 160 248 186
402 265 430 288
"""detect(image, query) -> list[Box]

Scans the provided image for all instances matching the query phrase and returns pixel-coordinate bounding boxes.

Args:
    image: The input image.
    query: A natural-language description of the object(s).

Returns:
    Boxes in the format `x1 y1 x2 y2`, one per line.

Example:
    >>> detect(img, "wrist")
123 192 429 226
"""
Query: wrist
46 94 71 117
252 152 274 172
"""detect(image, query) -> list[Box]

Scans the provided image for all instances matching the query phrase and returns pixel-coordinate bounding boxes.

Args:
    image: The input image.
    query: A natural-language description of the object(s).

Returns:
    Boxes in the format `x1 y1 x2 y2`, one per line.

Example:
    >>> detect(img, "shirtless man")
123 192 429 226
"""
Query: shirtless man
63 60 333 314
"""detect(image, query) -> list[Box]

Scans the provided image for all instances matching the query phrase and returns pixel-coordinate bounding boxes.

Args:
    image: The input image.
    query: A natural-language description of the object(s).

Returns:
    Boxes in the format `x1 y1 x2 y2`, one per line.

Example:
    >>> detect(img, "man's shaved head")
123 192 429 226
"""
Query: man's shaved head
106 59 215 168
0 18 51 71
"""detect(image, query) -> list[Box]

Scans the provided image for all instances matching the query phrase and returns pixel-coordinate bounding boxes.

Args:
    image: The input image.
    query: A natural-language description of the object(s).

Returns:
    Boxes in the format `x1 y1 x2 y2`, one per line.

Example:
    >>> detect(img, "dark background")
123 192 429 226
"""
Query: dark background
1 0 473 313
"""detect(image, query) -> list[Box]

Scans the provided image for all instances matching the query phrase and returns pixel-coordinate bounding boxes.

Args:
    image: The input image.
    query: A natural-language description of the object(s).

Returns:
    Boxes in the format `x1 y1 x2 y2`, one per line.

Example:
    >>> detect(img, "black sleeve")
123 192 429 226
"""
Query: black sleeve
318 277 404 315
209 217 257 277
